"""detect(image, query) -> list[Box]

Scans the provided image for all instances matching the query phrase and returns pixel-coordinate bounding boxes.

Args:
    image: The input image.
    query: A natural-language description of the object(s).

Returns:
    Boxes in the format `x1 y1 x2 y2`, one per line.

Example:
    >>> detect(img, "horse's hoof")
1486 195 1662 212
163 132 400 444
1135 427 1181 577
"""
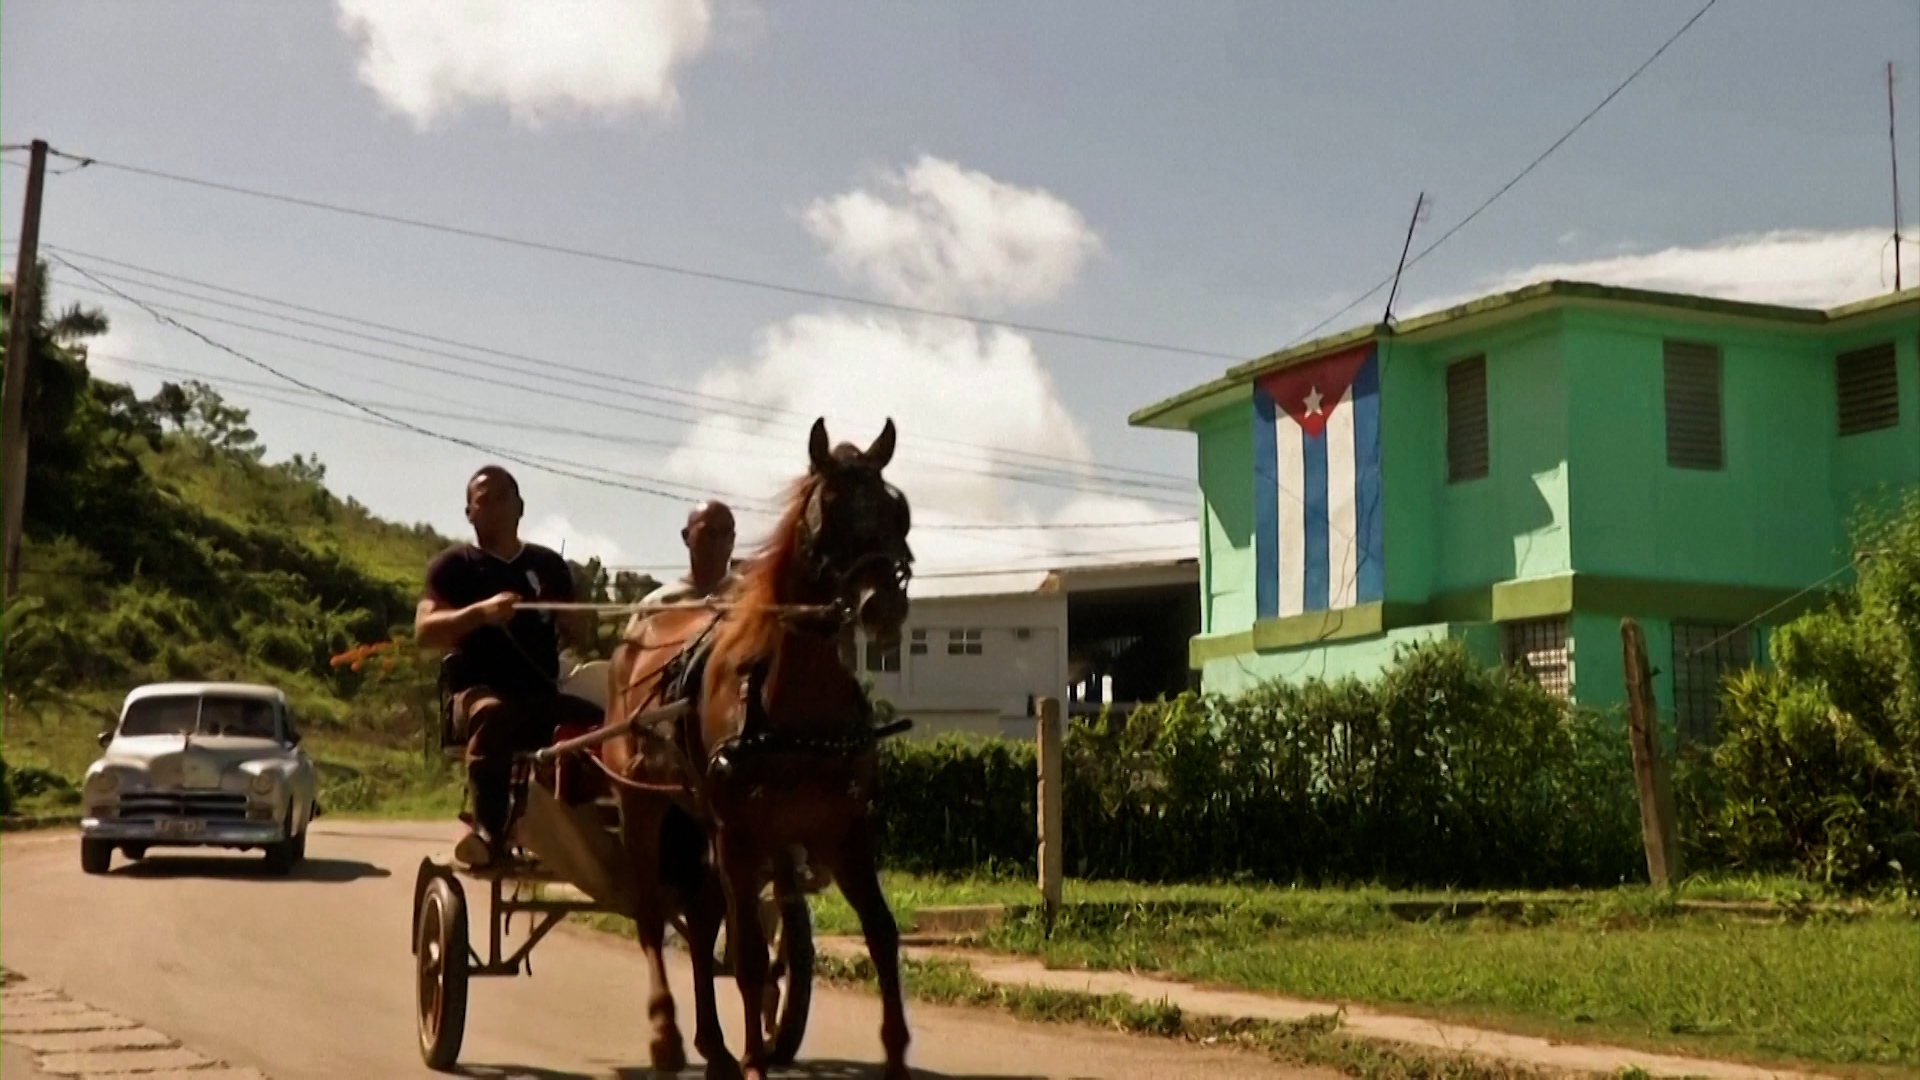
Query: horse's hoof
650 1035 688 1073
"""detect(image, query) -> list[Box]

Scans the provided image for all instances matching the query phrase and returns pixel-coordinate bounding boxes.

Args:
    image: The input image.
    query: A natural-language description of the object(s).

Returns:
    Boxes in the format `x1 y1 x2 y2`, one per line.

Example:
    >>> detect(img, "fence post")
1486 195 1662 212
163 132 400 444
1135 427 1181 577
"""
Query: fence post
1621 617 1683 888
1036 696 1064 929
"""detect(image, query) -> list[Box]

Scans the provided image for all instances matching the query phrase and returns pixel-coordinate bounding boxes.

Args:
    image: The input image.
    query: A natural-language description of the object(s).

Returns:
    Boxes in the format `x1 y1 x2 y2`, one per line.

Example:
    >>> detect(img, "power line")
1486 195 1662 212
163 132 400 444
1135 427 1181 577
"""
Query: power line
59 280 1196 507
50 149 1245 362
97 351 1196 536
1280 0 1723 349
50 255 729 505
43 243 1194 487
62 281 1193 508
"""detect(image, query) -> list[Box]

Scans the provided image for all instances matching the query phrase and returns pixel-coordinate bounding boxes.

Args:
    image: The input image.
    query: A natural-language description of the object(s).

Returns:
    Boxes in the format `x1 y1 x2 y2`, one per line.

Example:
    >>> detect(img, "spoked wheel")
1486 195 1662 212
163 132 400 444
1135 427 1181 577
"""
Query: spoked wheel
711 888 815 1066
764 891 815 1067
415 874 470 1071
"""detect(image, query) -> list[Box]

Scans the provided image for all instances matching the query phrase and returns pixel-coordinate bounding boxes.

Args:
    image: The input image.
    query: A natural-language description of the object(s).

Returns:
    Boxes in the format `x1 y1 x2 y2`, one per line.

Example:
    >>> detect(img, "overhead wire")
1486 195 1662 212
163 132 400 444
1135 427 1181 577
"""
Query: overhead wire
1278 0 1724 349
46 148 1246 362
57 279 1196 506
93 350 1195 543
59 280 1194 509
42 244 1193 487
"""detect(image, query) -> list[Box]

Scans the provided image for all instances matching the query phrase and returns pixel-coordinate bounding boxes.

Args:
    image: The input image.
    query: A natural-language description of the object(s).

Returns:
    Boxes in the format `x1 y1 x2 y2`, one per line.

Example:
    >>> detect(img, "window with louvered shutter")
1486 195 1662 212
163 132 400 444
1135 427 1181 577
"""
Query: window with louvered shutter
1836 342 1899 436
1664 341 1723 471
1445 355 1489 483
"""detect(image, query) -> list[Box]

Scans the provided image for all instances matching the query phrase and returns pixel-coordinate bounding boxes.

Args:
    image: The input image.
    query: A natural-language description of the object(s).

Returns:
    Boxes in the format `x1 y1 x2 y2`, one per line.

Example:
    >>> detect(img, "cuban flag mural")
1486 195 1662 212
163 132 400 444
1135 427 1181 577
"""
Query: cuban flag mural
1252 341 1384 618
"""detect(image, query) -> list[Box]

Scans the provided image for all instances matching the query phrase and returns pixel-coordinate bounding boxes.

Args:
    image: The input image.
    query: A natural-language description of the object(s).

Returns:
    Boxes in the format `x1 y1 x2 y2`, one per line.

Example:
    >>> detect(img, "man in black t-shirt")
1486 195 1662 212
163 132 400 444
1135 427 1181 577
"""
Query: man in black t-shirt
416 465 600 867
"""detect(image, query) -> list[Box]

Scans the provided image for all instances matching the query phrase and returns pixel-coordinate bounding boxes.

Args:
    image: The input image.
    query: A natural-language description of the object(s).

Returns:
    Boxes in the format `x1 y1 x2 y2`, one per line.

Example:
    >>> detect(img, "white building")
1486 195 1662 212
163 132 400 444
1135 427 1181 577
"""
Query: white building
855 558 1200 741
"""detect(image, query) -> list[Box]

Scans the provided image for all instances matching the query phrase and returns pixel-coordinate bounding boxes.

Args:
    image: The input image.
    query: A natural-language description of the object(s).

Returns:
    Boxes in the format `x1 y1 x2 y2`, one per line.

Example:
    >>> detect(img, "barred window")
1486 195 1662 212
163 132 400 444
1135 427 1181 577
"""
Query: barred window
908 629 928 656
1671 622 1751 745
1502 617 1571 700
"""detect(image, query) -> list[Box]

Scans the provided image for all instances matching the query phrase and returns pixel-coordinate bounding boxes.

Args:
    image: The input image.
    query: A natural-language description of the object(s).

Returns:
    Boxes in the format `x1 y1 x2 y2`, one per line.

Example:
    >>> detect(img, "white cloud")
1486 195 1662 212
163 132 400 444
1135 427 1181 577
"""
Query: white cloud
802 156 1103 311
1407 227 1919 317
524 513 626 566
659 158 1188 579
334 0 714 129
663 312 1193 577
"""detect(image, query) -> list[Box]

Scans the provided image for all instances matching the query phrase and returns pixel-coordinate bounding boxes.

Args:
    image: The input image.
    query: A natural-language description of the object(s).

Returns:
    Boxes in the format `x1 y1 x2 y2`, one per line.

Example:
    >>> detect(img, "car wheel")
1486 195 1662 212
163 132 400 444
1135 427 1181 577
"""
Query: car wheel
81 839 113 875
263 821 305 876
122 844 149 861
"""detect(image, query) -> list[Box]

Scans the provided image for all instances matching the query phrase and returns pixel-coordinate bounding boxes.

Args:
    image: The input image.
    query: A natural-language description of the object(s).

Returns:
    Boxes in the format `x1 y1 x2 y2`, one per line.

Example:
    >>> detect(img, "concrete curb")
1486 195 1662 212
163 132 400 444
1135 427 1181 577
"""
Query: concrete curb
817 935 1833 1080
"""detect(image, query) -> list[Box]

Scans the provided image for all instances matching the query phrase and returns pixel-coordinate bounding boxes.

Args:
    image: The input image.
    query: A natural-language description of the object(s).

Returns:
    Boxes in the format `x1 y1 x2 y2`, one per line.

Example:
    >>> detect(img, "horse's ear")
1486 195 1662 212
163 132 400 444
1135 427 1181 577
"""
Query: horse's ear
808 418 834 474
864 418 897 470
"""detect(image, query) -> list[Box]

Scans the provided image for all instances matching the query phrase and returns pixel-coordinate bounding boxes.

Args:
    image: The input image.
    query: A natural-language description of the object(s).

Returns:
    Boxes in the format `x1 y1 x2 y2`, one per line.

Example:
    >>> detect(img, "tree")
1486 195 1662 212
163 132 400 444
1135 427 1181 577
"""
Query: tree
154 380 261 459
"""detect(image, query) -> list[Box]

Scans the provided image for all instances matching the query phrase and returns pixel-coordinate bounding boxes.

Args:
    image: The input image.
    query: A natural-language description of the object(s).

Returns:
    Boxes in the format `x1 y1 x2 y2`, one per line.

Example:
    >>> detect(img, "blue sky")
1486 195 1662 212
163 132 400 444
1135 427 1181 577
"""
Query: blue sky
4 0 1917 587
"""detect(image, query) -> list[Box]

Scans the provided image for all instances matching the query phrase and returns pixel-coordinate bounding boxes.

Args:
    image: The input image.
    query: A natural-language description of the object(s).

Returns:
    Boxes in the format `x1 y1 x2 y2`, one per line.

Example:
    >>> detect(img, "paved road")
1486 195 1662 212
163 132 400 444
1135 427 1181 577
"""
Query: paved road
2 821 1319 1079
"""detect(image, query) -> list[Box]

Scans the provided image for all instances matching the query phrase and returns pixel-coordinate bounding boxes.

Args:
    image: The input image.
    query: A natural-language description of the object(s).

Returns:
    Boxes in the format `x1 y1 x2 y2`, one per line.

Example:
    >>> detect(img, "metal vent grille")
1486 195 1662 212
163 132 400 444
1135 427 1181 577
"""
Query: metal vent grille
1445 355 1489 483
1836 342 1899 436
1502 618 1571 700
1671 622 1751 746
1664 341 1724 471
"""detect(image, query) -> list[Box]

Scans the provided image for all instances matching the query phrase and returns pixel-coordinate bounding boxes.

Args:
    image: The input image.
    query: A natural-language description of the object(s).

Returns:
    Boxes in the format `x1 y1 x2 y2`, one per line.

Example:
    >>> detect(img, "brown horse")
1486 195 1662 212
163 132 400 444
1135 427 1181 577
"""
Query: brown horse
602 417 915 1080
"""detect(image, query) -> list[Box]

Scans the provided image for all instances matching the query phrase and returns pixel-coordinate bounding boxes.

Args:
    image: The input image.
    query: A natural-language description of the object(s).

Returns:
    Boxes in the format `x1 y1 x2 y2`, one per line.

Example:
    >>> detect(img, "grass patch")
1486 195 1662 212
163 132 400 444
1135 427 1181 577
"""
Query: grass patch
798 872 1920 1073
816 951 1553 1080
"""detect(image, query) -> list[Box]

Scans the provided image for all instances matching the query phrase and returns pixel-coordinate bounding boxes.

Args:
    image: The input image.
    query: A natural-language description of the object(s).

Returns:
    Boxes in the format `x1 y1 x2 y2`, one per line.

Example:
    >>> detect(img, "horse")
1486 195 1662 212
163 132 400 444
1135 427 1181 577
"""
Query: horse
601 416 916 1080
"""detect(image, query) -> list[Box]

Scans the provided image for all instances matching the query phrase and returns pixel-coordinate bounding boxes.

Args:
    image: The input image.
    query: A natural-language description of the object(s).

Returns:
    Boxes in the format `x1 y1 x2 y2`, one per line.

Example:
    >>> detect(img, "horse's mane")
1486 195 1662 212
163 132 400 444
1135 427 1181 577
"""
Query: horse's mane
711 469 824 664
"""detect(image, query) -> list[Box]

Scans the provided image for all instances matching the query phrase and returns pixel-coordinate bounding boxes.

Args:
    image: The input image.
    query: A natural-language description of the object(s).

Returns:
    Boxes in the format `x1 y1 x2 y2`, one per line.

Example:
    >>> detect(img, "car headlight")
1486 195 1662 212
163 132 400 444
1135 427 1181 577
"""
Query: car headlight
86 770 121 796
249 772 278 796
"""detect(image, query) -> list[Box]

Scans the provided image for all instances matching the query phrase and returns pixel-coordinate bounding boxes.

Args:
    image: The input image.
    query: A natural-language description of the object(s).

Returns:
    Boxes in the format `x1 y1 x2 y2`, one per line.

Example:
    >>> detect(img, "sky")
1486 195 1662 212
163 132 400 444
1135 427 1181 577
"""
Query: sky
4 0 1919 594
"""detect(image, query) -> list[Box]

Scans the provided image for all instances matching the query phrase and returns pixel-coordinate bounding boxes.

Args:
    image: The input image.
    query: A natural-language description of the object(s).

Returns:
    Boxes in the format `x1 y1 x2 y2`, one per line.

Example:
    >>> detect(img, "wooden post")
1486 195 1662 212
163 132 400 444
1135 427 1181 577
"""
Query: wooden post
1035 696 1063 928
1621 618 1683 888
2 138 49 600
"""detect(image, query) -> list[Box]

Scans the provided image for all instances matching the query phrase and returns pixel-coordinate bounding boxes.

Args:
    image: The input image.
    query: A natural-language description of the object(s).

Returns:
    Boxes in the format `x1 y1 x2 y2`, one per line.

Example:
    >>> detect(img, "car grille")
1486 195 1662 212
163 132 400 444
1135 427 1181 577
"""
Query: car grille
115 791 250 820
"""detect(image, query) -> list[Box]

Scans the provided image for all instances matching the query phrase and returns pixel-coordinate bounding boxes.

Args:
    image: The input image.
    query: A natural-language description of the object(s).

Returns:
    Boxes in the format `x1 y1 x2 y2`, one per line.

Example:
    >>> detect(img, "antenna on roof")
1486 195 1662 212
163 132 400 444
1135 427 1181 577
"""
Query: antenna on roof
1381 192 1430 331
1891 61 1904 291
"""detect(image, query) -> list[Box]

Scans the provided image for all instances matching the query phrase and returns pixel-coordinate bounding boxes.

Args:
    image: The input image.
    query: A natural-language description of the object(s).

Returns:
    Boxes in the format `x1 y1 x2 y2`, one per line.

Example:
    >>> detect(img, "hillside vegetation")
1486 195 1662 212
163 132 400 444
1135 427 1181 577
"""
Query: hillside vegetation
0 266 650 816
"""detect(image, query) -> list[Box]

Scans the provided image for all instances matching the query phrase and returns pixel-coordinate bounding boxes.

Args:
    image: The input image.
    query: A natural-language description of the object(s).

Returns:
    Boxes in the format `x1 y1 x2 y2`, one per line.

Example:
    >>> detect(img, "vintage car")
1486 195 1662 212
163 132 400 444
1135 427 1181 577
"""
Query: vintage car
80 681 320 876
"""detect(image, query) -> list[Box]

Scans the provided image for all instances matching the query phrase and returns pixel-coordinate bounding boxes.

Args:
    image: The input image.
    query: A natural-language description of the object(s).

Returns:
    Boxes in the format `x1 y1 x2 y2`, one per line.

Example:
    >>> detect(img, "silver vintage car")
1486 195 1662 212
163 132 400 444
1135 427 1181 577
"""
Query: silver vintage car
80 682 320 876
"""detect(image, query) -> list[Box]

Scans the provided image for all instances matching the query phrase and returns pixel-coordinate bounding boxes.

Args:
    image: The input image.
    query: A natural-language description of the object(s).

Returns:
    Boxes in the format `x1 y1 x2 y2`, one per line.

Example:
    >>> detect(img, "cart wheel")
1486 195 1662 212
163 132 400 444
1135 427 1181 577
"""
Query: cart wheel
765 893 814 1067
415 874 470 1071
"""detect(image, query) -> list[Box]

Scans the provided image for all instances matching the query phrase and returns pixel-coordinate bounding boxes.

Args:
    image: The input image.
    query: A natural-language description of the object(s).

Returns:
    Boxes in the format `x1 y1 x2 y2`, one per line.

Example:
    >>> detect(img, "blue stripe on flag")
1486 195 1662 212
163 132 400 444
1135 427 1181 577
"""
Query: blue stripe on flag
1252 386 1279 620
1302 424 1330 612
1352 352 1384 604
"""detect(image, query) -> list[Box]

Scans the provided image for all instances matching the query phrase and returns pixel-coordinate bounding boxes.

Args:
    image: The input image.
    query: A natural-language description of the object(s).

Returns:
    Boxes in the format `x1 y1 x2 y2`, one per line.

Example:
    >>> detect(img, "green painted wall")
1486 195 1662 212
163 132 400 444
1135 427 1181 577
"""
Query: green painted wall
1197 407 1254 636
1180 295 1920 702
1562 310 1839 590
1393 317 1572 600
1200 622 1498 696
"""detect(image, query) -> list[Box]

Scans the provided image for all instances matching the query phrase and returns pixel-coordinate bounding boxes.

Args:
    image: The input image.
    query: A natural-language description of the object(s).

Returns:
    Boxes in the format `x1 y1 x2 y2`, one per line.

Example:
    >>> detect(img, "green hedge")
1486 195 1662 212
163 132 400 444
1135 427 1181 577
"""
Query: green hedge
873 638 1644 889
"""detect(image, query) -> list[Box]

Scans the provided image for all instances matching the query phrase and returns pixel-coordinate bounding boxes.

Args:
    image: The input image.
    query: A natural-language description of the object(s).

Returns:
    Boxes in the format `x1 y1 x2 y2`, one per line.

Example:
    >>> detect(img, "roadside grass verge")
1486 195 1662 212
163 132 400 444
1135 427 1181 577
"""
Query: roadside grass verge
801 873 1920 1074
819 951 1553 1080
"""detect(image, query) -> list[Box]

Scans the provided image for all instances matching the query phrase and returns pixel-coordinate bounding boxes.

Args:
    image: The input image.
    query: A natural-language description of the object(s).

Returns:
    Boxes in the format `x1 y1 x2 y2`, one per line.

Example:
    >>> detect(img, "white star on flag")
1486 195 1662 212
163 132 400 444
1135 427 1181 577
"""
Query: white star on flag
1303 385 1324 416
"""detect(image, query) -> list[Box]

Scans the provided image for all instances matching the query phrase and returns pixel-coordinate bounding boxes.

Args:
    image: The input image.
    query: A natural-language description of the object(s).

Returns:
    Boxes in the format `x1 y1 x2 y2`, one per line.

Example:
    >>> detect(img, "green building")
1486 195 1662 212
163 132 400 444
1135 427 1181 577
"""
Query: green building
1130 280 1920 740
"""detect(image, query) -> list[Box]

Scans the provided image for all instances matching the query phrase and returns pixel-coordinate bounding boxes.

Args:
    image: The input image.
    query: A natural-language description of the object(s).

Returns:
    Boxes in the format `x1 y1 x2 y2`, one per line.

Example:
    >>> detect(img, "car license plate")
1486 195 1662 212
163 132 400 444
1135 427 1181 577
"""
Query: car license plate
158 819 205 839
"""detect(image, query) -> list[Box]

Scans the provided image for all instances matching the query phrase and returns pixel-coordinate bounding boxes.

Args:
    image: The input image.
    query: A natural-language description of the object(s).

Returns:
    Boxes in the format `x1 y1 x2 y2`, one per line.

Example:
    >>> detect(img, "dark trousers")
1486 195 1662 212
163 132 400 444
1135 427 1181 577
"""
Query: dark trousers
454 686 604 838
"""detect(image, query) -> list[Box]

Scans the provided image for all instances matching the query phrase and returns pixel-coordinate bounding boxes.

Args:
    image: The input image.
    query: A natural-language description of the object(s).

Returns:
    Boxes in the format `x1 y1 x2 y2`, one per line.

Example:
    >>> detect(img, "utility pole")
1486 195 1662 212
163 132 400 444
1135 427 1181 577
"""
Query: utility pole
2 139 49 600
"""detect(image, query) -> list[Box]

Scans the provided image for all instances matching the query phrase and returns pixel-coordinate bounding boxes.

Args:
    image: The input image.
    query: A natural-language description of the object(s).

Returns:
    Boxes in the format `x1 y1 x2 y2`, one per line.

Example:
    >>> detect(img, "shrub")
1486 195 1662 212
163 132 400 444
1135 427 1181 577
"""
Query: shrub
874 638 1643 889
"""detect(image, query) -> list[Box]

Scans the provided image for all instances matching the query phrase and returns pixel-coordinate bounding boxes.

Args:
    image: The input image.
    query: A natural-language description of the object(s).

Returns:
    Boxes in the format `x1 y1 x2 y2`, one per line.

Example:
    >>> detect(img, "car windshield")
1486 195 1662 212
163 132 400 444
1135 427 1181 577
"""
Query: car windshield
119 695 280 740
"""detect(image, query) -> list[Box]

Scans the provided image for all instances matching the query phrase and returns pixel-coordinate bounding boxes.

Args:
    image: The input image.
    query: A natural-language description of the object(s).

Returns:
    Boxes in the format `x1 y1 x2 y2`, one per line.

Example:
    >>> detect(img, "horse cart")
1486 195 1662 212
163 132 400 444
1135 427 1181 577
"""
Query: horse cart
408 660 817 1071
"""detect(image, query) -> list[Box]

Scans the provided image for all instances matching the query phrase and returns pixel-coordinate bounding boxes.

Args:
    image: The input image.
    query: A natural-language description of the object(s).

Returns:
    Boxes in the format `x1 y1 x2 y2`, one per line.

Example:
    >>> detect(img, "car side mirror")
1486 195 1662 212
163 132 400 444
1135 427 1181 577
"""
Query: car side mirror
97 730 114 748
285 731 302 748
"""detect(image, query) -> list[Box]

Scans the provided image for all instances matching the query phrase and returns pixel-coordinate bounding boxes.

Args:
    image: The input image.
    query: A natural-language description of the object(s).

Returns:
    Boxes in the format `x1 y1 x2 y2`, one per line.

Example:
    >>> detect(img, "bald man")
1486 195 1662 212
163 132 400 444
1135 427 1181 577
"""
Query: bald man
627 501 739 635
